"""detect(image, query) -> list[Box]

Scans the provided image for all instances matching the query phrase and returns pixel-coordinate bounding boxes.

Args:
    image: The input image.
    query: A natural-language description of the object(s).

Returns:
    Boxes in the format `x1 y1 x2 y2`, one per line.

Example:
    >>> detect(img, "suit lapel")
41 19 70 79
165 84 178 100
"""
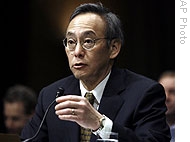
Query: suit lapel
98 67 126 121
98 94 124 121
60 76 81 96
68 122 80 141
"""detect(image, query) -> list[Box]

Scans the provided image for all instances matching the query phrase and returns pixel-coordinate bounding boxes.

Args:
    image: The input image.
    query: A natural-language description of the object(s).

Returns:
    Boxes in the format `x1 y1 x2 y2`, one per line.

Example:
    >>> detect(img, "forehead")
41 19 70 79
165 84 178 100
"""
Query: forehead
66 13 106 37
159 76 175 88
4 102 25 115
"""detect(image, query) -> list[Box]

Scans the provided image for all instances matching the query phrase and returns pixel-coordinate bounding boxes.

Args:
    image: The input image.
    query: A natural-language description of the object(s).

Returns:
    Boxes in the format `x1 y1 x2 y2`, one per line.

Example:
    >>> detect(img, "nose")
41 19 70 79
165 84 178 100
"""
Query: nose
73 42 85 58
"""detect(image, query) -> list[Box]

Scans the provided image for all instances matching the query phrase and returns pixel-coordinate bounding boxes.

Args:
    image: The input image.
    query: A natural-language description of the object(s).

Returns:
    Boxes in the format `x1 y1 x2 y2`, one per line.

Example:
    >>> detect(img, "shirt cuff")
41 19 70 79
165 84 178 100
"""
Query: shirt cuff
92 115 113 139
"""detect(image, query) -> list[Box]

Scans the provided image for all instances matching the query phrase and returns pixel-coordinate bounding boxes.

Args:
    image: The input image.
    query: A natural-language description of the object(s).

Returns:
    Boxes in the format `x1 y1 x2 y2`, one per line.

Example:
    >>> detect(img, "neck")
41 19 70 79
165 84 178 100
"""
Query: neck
81 66 112 91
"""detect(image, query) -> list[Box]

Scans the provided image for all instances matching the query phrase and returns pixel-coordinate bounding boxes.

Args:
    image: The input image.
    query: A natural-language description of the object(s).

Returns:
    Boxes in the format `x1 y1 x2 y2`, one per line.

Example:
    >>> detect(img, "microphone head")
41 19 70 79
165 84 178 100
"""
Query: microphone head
56 87 64 97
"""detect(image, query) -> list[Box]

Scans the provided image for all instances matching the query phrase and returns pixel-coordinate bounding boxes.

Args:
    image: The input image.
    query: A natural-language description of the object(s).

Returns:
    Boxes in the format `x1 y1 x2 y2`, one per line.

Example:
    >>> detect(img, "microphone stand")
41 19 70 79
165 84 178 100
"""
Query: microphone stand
22 87 64 142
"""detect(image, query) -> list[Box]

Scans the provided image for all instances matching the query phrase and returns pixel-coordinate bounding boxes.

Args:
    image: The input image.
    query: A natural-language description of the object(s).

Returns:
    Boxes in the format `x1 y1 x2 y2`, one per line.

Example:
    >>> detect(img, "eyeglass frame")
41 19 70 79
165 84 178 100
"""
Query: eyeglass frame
63 37 109 51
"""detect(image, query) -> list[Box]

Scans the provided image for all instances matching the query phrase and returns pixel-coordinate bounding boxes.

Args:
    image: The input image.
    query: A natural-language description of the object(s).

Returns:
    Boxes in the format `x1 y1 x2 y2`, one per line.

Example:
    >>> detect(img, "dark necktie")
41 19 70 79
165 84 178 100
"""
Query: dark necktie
80 92 95 142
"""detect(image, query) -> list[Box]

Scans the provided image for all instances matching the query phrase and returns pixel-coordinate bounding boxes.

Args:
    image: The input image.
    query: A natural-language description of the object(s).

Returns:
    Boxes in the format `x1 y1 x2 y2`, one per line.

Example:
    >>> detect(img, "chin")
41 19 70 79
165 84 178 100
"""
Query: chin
73 73 85 80
72 70 88 78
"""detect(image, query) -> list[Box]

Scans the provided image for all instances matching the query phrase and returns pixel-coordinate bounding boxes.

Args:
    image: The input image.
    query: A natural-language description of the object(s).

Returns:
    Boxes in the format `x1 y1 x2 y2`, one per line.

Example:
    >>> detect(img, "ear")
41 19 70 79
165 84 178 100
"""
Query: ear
109 39 121 59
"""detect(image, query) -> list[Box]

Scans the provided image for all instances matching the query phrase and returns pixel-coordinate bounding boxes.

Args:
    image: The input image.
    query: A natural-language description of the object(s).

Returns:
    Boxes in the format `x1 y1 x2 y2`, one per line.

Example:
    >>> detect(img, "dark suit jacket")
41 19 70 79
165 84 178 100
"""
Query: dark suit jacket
21 68 171 142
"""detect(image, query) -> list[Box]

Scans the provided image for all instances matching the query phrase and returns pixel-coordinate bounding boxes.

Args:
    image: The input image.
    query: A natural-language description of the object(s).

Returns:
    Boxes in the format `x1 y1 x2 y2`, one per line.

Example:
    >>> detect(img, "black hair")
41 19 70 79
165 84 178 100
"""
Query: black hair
69 2 124 47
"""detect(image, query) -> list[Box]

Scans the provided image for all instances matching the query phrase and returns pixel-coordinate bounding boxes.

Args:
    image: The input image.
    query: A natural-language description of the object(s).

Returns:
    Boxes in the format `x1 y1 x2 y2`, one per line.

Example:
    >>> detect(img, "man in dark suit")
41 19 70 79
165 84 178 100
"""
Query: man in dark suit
21 2 171 142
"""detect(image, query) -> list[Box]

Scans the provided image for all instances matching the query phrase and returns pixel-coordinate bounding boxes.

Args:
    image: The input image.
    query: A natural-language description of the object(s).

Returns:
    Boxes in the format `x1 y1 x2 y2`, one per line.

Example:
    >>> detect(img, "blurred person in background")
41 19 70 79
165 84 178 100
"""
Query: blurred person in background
158 71 175 142
3 84 37 135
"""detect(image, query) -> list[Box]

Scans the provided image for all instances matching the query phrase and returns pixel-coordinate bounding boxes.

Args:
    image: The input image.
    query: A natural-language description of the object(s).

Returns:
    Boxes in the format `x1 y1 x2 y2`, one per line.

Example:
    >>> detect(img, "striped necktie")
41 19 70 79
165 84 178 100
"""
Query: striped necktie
80 92 95 142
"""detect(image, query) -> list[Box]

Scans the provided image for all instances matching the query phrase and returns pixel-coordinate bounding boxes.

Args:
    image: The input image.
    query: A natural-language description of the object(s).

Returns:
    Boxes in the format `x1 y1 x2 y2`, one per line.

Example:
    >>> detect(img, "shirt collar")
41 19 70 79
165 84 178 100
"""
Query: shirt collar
80 71 111 104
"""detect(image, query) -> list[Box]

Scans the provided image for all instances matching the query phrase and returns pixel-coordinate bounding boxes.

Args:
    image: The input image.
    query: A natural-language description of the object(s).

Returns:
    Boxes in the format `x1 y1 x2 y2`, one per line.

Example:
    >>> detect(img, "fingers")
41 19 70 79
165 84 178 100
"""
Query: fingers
56 108 79 122
55 100 77 110
55 95 84 110
54 95 100 129
55 95 86 119
55 108 76 116
56 95 82 103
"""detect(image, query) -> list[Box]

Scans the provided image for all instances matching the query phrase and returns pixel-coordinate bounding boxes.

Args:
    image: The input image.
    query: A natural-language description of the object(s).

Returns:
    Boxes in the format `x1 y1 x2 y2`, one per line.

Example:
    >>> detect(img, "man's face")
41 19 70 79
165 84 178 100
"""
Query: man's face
65 13 117 84
159 76 175 115
4 102 30 135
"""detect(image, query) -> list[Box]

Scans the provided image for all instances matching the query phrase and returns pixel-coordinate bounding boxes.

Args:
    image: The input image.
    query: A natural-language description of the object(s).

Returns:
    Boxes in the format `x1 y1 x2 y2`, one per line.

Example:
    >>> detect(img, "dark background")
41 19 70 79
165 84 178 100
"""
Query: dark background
1 0 174 132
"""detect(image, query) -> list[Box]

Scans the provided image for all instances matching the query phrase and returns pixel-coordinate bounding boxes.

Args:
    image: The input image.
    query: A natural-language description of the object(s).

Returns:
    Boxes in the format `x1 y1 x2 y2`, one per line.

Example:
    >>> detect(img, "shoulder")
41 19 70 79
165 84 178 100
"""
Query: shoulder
109 67 165 98
111 67 159 87
111 68 166 106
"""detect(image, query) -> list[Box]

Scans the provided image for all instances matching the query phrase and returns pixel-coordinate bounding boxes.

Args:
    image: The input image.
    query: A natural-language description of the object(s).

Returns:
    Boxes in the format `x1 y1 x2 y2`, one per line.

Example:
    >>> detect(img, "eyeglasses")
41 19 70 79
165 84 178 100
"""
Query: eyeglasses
63 37 108 51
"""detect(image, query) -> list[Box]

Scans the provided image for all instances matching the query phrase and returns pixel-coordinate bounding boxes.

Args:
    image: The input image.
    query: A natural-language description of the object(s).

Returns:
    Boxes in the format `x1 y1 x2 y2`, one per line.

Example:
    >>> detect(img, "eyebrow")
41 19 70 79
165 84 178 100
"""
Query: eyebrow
66 31 96 37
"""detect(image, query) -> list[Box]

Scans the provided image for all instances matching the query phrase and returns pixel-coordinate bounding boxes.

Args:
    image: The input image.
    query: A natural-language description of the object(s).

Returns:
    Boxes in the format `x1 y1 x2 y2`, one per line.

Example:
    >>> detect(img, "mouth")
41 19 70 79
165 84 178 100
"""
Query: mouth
73 63 87 69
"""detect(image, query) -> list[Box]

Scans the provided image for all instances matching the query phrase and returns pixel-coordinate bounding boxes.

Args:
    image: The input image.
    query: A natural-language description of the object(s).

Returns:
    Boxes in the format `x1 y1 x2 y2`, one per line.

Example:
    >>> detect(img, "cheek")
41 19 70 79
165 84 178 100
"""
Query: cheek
172 96 175 102
94 46 110 58
90 51 110 68
67 56 72 65
65 52 73 65
65 49 70 58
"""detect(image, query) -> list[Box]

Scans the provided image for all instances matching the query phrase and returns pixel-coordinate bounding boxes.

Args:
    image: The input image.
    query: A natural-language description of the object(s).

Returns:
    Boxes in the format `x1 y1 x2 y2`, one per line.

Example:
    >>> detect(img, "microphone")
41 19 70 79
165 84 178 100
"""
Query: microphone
22 87 64 142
